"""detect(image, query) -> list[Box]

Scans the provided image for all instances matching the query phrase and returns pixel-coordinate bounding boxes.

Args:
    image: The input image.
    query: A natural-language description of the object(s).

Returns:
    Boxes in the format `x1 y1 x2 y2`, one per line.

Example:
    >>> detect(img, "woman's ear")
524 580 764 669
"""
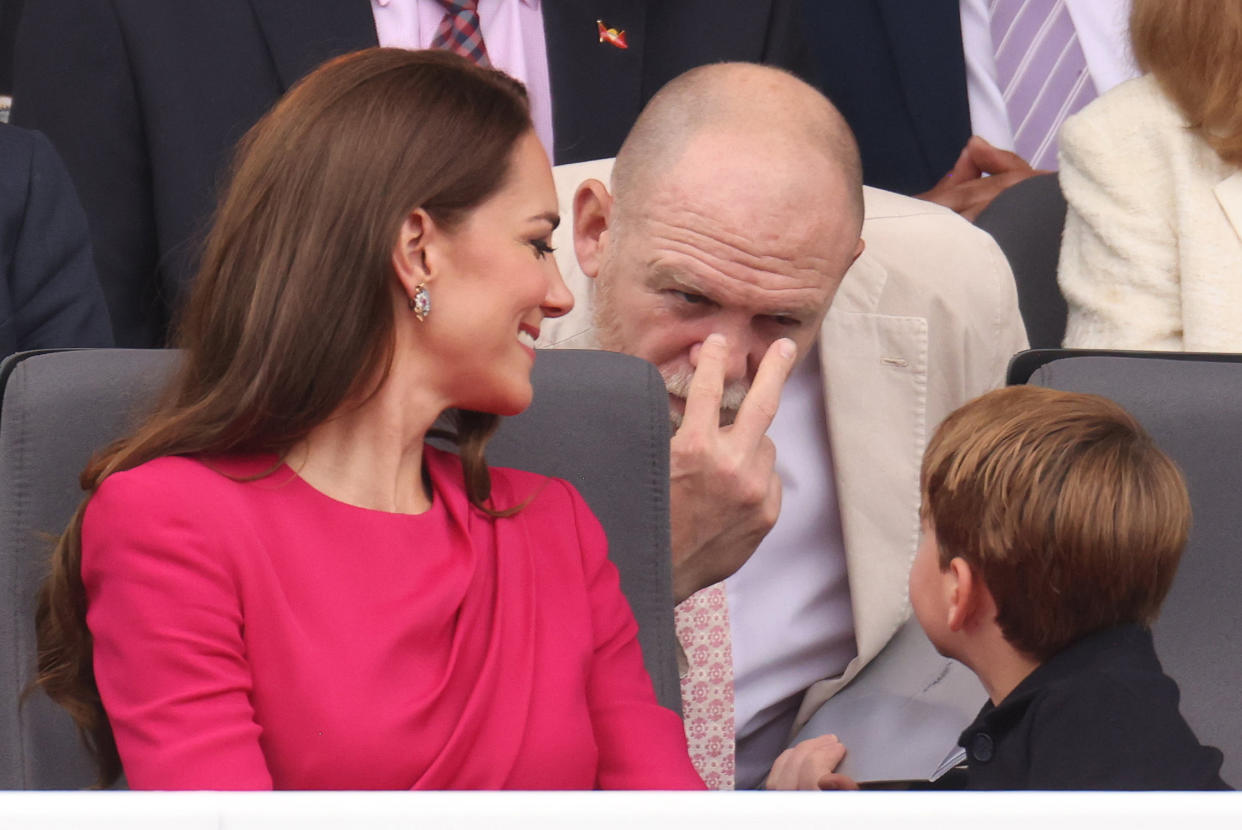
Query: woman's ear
572 179 613 280
392 208 436 298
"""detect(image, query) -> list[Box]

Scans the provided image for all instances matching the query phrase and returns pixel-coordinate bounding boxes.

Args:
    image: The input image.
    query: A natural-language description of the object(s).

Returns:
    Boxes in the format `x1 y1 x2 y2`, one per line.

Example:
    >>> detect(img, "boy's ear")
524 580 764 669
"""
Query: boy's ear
945 557 993 632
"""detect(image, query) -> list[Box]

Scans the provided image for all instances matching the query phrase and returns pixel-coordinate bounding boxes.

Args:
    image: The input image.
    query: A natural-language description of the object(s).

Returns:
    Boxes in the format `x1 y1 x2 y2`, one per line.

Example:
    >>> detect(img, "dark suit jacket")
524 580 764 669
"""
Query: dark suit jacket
0 0 21 94
801 0 971 196
958 625 1229 790
0 125 112 360
13 0 811 347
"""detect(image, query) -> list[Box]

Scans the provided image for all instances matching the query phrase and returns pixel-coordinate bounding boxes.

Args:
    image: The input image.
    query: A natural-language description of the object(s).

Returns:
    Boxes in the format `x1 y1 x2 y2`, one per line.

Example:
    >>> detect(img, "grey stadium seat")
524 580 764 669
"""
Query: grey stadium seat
1012 348 1242 787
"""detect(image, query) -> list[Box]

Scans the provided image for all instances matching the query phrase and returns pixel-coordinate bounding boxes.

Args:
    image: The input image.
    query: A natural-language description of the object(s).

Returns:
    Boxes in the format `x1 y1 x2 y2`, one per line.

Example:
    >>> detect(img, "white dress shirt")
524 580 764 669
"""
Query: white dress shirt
959 0 1137 154
371 0 554 159
727 350 856 789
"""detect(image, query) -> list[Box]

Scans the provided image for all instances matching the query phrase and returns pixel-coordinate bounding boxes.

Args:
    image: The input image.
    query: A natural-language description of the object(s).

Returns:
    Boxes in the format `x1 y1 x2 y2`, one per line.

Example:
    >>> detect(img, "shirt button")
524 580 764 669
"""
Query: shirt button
970 733 994 763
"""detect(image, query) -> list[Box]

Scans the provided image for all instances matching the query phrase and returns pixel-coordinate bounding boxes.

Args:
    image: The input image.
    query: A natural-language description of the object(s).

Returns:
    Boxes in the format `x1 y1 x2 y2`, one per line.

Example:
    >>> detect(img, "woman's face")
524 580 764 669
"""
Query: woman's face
421 130 573 415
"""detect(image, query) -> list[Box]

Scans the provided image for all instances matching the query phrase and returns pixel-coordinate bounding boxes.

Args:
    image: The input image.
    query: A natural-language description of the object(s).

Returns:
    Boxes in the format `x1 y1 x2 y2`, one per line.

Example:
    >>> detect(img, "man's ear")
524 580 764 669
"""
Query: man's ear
945 557 991 632
852 237 866 264
392 207 437 298
573 179 612 280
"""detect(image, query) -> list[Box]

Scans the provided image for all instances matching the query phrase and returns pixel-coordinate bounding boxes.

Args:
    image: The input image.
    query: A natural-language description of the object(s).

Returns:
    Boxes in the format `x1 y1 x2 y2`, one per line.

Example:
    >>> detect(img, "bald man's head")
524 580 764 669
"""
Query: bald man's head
610 62 864 233
570 63 867 425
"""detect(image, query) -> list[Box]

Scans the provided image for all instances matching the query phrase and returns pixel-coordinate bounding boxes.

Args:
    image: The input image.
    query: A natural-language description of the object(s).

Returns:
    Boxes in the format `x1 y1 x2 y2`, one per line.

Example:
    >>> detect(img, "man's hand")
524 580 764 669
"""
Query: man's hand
766 734 859 791
669 334 796 603
917 136 1048 221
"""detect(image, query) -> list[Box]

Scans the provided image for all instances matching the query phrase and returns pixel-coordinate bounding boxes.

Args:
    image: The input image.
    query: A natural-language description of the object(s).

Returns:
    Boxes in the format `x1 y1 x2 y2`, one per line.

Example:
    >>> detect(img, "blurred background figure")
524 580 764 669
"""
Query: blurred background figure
0 123 112 360
1059 0 1242 351
0 0 19 120
11 1 811 348
802 0 1135 219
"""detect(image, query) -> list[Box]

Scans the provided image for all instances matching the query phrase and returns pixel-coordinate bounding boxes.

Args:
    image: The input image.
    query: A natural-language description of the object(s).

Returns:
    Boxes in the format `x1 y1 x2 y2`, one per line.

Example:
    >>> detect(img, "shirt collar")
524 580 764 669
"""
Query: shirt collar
374 0 540 8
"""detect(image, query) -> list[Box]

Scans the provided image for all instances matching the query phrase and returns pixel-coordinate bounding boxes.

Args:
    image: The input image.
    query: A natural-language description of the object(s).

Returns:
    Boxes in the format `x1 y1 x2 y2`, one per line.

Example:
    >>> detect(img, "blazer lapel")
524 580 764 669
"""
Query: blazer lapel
248 0 379 92
816 252 927 689
542 1 645 163
1213 170 1242 244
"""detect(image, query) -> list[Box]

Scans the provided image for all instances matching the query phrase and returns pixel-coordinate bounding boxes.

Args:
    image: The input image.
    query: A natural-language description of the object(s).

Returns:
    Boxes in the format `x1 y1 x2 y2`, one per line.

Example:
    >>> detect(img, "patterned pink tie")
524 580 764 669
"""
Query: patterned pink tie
674 582 735 790
431 0 492 67
989 0 1097 169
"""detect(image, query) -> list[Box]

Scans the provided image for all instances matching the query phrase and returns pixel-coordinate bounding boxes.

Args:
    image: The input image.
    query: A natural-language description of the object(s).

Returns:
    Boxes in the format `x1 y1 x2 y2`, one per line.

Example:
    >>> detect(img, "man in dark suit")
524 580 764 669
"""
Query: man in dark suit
0 124 112 359
800 0 1041 220
13 1 811 348
802 0 971 197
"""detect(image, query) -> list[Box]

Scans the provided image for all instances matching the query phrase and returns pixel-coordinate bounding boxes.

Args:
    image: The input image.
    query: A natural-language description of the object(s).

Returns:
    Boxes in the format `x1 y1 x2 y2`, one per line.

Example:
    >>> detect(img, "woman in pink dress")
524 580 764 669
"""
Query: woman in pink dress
34 48 704 791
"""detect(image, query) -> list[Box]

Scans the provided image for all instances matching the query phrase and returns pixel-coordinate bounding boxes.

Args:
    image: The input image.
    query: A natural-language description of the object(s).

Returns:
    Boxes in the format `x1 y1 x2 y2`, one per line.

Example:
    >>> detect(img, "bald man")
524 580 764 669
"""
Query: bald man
540 64 1028 788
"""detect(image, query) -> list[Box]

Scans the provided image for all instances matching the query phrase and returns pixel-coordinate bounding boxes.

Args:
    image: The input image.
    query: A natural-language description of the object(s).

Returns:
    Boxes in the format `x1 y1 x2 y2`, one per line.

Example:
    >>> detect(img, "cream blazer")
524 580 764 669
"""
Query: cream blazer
1059 74 1242 351
541 159 1028 736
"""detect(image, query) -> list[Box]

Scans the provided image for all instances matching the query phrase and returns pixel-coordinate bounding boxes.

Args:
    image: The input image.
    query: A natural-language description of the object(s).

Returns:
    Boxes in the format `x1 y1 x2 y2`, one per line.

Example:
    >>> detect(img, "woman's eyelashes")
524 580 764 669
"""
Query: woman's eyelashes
529 238 555 259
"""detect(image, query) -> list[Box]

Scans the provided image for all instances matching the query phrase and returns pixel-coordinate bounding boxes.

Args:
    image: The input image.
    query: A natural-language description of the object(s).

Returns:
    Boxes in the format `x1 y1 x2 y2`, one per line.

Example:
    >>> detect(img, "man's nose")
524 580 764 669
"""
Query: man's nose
688 332 754 385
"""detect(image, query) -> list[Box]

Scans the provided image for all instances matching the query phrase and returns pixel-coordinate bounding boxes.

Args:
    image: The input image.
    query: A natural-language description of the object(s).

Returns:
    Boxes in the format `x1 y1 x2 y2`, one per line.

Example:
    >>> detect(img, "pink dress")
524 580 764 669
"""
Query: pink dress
81 447 704 790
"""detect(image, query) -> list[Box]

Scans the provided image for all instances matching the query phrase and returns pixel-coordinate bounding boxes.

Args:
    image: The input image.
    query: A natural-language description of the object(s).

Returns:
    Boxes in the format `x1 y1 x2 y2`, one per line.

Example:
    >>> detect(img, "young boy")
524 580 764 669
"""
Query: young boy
768 385 1228 790
910 385 1227 789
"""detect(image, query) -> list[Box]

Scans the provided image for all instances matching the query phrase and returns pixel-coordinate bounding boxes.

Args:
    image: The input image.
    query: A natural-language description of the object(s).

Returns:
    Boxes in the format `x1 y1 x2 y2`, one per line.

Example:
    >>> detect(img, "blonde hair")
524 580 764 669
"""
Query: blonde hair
921 386 1190 660
1131 0 1242 166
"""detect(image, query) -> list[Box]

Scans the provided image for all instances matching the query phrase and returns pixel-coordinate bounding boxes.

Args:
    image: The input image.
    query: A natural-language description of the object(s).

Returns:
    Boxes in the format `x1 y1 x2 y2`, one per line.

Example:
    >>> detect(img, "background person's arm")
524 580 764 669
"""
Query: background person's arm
13 0 164 347
3 128 112 353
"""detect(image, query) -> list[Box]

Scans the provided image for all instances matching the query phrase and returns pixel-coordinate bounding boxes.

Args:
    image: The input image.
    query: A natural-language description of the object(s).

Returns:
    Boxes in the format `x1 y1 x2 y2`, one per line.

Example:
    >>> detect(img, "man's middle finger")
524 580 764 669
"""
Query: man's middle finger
730 337 796 447
681 333 729 432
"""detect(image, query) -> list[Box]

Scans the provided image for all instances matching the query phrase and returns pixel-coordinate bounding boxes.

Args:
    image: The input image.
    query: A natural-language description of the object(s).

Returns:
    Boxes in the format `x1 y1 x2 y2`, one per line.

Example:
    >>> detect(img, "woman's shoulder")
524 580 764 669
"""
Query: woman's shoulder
91 454 279 515
1063 75 1185 146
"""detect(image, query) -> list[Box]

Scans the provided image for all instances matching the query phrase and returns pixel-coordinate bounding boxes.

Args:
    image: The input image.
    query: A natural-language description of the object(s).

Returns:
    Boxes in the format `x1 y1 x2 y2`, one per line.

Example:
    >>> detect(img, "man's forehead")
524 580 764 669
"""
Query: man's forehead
631 161 854 263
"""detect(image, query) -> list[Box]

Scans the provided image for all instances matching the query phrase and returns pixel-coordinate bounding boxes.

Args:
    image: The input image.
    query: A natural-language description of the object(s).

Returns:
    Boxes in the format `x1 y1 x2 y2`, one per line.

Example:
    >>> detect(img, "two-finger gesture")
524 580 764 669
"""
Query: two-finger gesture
670 333 797 603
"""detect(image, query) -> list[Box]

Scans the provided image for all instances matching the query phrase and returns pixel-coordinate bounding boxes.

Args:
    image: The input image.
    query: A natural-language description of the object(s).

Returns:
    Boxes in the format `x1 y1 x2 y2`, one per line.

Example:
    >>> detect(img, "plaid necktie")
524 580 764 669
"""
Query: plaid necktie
431 0 491 67
675 582 735 790
989 0 1097 169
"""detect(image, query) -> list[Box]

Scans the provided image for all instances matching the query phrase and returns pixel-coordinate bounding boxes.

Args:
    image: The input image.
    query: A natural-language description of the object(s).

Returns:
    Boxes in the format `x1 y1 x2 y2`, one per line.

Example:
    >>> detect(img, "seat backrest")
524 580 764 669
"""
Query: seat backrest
0 347 676 789
1014 349 1242 787
975 173 1068 350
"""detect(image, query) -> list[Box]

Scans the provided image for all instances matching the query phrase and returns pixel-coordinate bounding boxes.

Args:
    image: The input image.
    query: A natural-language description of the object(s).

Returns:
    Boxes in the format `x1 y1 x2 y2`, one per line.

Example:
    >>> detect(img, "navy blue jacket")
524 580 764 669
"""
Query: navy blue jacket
801 0 971 195
0 125 112 359
959 625 1229 790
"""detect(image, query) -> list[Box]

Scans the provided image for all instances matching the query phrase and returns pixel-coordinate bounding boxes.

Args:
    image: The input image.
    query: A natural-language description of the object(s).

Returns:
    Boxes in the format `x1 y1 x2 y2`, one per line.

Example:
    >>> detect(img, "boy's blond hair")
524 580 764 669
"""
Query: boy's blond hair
921 386 1190 660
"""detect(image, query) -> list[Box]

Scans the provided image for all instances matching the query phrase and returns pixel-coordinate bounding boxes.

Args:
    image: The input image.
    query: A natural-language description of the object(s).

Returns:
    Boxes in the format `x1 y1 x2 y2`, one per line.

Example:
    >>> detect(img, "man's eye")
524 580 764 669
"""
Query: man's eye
530 239 555 259
672 290 709 305
767 315 801 328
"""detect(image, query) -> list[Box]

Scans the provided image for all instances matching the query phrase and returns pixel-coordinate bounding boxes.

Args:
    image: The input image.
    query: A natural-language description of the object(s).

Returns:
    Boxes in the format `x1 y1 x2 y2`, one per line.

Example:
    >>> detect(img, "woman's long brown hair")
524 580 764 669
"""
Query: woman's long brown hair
34 48 533 787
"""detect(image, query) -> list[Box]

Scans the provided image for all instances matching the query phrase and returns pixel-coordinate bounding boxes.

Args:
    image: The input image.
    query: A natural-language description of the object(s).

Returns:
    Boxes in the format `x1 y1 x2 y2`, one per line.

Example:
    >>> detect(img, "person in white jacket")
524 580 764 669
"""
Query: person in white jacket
1058 0 1242 351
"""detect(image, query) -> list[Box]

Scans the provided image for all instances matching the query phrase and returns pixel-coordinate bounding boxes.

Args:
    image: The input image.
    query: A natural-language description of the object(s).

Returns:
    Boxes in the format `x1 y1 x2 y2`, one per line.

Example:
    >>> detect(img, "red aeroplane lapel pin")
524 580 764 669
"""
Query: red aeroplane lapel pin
597 20 628 49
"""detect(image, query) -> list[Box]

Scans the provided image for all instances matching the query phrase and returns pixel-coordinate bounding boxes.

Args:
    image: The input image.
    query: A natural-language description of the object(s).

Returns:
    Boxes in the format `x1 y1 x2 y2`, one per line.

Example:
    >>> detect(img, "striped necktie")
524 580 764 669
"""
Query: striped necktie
431 0 491 68
989 0 1097 169
675 582 735 789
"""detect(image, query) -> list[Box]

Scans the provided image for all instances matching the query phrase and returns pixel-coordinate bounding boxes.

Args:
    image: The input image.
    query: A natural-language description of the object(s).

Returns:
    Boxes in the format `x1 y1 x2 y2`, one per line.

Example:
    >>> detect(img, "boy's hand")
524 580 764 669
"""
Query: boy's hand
765 734 860 790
